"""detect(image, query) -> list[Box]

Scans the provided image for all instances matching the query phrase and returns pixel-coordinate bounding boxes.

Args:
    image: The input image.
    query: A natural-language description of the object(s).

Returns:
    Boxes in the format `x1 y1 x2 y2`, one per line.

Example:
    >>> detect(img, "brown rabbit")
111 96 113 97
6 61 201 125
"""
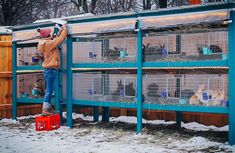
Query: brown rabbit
189 84 205 105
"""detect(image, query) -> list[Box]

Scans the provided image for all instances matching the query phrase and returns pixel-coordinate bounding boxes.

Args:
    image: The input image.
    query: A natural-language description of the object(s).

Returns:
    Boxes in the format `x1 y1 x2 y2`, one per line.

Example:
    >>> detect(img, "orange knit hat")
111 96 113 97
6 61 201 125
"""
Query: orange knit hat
39 28 51 38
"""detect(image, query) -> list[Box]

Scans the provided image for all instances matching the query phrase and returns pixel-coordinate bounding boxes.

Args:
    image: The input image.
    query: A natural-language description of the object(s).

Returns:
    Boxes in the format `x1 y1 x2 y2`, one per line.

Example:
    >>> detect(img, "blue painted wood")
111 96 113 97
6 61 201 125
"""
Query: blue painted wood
93 106 99 122
12 42 17 120
55 45 63 123
55 71 60 112
73 99 137 109
228 10 235 145
176 111 182 127
143 60 228 68
72 63 137 69
102 107 110 123
17 98 56 104
16 66 43 71
16 43 38 48
136 19 143 133
143 103 228 114
66 37 73 128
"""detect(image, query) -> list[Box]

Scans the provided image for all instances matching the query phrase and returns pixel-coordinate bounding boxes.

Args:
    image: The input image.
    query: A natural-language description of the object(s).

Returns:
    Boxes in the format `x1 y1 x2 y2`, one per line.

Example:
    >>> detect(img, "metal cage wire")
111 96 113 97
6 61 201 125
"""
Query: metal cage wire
17 47 43 66
72 33 137 64
143 30 228 62
143 73 228 107
73 73 137 102
17 73 45 98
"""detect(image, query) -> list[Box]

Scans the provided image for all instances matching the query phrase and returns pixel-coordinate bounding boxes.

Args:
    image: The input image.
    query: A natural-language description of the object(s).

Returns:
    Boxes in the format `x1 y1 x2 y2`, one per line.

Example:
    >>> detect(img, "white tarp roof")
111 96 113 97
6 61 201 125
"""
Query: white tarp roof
140 10 229 30
12 13 94 42
12 9 230 42
69 18 137 35
12 26 54 42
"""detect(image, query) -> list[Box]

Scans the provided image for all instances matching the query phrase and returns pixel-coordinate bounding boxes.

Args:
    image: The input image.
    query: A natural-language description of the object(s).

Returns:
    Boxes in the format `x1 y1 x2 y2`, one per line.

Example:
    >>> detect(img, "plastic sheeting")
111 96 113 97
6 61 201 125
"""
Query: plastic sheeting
69 18 137 35
12 10 230 41
0 27 12 34
12 27 54 42
140 10 230 30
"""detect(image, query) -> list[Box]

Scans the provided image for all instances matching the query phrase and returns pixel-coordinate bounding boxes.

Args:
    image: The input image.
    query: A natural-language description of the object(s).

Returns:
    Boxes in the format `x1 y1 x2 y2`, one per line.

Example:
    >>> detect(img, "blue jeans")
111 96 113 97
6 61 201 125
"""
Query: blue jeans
43 68 58 103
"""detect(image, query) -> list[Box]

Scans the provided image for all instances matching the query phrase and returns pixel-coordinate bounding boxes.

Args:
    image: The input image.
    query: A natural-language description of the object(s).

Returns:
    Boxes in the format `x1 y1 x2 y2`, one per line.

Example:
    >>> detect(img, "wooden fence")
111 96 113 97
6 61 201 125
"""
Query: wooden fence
0 35 41 118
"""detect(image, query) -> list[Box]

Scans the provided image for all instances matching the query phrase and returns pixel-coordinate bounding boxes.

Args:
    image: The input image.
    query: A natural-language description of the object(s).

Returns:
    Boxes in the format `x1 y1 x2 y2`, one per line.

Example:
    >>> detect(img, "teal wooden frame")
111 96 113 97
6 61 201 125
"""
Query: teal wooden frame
11 40 63 122
228 10 235 145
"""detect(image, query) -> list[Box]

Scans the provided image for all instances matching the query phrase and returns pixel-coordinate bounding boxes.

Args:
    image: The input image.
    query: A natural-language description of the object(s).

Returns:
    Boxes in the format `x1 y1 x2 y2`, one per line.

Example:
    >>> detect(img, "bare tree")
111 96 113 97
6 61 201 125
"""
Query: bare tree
143 0 151 10
89 0 98 13
71 0 88 14
94 0 135 15
0 0 49 25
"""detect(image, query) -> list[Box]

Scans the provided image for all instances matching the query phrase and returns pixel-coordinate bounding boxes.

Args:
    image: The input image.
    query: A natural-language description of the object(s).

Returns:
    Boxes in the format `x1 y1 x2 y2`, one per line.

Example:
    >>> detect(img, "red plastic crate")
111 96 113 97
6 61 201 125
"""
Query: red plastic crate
189 0 201 5
35 114 60 131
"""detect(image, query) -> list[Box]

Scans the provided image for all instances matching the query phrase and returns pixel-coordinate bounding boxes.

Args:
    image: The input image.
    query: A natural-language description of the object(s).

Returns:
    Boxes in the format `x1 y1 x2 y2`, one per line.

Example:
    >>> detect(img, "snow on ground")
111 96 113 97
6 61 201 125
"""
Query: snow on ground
0 113 234 153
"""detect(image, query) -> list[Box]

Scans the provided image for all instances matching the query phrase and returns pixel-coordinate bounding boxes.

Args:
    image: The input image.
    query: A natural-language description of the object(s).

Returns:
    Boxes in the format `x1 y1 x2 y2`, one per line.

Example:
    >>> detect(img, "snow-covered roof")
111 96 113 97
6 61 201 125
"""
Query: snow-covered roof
0 26 12 34
33 13 94 24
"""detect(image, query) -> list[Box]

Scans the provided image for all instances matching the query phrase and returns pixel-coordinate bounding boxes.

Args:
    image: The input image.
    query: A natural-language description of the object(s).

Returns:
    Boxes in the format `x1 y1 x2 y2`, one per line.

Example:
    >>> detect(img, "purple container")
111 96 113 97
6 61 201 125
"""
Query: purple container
88 89 93 95
161 90 167 98
221 100 228 107
202 92 208 100
89 52 94 58
162 48 167 58
32 57 39 62
120 89 124 97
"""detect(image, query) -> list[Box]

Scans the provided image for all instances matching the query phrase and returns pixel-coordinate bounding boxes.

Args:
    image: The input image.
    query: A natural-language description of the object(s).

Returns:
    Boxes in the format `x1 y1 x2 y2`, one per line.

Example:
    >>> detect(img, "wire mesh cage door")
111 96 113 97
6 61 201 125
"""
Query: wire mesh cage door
181 30 228 61
105 35 137 63
143 29 228 62
166 77 182 99
17 73 45 98
124 77 136 98
143 73 228 106
92 75 104 101
17 47 43 66
73 33 137 64
143 34 176 62
73 37 103 63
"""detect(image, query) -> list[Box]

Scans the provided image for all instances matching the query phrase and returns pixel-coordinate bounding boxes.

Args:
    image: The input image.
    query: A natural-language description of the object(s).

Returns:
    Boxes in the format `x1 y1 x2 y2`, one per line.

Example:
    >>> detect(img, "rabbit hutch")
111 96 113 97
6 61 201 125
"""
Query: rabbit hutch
67 13 138 123
66 2 235 145
11 2 235 145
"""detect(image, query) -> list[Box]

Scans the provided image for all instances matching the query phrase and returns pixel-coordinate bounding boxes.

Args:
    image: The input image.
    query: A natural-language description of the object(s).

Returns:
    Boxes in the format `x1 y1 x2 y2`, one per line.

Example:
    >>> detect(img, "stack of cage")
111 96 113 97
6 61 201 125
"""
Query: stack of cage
142 14 229 108
72 30 138 103
16 44 45 99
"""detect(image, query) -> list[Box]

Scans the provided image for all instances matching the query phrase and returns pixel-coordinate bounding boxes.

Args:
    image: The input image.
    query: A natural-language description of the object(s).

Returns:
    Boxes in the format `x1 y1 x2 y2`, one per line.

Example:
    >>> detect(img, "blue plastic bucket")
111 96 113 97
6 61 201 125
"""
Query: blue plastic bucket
120 50 127 58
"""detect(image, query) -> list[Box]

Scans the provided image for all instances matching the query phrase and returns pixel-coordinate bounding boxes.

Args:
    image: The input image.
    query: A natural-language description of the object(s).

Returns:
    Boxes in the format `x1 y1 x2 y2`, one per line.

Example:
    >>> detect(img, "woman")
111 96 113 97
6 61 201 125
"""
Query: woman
37 24 67 115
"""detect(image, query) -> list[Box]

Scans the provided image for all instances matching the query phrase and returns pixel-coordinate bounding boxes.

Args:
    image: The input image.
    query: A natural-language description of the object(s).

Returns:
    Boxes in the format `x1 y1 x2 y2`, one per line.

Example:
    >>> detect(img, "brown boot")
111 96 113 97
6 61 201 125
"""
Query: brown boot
42 108 54 115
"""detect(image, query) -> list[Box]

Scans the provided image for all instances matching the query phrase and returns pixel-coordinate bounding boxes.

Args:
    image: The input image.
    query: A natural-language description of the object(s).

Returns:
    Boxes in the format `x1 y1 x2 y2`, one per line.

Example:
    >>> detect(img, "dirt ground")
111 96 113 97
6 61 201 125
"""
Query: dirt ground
0 115 233 153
